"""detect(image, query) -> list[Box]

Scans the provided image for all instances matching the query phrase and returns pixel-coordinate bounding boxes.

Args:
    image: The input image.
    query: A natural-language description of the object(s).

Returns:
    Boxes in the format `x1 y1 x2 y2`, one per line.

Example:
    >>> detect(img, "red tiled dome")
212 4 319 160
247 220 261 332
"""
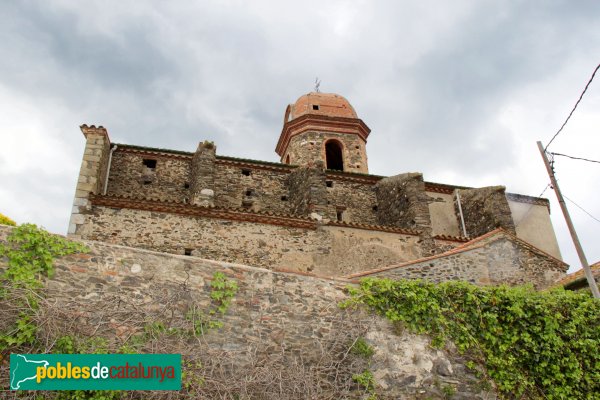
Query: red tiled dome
286 92 358 122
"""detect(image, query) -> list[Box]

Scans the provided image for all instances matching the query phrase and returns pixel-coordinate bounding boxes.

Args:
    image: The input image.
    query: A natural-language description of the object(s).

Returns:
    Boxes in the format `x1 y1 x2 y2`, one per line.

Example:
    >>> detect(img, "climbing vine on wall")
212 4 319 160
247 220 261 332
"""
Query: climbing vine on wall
342 278 600 399
0 223 88 351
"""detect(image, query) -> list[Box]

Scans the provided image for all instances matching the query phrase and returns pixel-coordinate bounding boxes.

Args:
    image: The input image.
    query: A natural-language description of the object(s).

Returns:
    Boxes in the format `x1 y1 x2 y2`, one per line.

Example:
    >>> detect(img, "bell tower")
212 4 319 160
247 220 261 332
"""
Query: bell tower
275 92 371 173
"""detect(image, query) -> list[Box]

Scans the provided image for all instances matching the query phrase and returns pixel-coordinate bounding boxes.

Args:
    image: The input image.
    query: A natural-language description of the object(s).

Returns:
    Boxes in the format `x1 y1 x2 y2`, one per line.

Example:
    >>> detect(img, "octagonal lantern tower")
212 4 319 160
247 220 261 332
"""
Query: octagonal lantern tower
275 92 371 173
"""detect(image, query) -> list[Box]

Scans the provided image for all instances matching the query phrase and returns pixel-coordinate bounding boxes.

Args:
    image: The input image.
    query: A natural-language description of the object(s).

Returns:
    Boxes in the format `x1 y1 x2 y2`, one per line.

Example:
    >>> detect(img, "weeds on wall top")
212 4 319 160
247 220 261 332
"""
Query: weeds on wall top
0 212 17 226
342 278 600 399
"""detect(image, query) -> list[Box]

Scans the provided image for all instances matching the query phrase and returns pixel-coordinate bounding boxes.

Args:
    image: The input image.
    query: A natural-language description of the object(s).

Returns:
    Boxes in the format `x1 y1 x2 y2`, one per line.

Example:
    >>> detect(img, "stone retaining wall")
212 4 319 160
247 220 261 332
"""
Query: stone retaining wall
0 225 493 399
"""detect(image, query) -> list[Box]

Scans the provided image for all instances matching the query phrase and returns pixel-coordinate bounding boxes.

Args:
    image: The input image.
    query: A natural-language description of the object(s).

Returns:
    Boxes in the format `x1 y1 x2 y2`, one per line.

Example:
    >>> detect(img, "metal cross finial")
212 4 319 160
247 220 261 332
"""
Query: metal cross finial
314 77 321 93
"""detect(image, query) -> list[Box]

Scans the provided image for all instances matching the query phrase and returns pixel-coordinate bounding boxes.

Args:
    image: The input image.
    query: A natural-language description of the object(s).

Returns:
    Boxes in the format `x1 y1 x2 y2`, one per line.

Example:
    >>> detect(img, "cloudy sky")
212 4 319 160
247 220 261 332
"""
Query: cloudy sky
1 0 599 272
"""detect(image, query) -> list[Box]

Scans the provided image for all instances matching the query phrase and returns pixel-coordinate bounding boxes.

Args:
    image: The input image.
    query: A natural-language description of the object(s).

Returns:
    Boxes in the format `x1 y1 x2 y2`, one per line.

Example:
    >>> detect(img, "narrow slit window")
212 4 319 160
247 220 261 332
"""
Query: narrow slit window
336 210 344 221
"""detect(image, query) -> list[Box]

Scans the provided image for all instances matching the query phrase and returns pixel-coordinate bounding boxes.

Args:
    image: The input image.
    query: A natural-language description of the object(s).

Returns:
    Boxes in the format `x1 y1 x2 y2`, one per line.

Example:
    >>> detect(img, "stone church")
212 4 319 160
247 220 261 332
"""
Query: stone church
68 92 567 288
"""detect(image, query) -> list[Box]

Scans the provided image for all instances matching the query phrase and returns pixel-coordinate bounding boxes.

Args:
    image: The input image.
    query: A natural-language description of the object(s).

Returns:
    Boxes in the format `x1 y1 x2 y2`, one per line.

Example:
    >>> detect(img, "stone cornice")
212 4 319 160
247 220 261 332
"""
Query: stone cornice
89 194 318 230
276 114 371 156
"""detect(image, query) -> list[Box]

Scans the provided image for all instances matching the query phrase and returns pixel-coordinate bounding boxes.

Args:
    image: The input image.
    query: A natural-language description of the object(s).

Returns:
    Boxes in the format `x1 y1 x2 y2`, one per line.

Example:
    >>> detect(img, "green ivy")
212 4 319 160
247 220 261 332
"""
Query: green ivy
0 223 88 288
342 278 600 399
209 271 239 315
186 271 238 336
0 224 88 351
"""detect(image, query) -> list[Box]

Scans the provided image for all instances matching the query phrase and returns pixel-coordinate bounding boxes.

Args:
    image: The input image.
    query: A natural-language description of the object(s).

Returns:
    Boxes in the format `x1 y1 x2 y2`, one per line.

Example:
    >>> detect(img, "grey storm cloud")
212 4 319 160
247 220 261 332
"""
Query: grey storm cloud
1 0 599 269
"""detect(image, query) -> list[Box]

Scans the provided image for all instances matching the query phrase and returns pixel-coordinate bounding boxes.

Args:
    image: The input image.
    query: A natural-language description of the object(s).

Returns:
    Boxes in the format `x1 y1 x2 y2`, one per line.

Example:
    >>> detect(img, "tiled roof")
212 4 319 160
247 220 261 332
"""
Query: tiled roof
554 262 600 288
290 92 358 120
345 228 567 279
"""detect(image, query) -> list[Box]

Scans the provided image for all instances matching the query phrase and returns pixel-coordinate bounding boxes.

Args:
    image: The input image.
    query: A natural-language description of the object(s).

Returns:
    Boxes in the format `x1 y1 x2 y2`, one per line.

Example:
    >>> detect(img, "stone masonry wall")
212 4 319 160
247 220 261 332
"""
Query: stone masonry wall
457 186 516 237
286 163 328 217
213 162 291 214
358 236 566 289
0 225 492 399
78 205 425 277
375 173 432 232
90 144 562 260
107 150 191 202
283 131 368 173
104 147 383 226
325 176 378 224
190 141 216 206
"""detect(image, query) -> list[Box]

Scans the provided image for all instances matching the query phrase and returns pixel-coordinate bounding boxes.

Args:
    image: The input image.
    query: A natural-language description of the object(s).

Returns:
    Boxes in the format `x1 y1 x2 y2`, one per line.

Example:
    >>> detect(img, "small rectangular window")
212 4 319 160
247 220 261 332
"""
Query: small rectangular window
372 205 378 211
143 159 157 169
336 210 344 221
184 183 190 189
184 249 192 256
326 180 333 188
281 195 288 201
245 189 253 196
312 105 319 110
143 180 152 185
241 169 251 176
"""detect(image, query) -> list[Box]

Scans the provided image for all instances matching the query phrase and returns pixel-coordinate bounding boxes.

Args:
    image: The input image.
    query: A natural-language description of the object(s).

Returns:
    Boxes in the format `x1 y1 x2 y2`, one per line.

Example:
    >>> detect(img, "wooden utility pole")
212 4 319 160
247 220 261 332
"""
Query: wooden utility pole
537 141 600 298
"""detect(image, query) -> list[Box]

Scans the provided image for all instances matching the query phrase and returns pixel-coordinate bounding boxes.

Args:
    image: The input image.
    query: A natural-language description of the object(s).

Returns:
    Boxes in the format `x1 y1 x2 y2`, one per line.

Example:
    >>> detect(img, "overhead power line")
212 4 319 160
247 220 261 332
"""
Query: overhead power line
545 63 600 151
514 184 550 228
550 152 600 164
563 193 600 224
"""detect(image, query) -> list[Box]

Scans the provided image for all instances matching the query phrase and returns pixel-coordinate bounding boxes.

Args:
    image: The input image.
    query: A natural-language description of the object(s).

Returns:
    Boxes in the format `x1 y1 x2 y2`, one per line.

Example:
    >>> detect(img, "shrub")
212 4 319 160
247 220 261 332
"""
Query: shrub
343 278 600 399
0 212 16 226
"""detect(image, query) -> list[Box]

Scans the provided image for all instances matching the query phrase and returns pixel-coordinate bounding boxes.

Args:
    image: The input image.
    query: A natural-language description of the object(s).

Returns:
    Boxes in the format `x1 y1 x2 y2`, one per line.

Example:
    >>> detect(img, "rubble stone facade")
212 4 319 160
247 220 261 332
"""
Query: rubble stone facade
69 91 563 282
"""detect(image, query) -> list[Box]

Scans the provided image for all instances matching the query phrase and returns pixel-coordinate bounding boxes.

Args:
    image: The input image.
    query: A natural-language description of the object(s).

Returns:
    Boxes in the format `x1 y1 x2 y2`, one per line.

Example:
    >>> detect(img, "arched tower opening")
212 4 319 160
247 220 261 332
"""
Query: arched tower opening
325 140 344 171
276 92 371 173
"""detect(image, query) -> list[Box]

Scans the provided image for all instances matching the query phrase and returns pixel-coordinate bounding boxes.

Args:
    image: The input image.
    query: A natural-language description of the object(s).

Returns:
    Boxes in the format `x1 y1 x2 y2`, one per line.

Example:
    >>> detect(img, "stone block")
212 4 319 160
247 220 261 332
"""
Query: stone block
71 214 85 224
73 197 88 206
